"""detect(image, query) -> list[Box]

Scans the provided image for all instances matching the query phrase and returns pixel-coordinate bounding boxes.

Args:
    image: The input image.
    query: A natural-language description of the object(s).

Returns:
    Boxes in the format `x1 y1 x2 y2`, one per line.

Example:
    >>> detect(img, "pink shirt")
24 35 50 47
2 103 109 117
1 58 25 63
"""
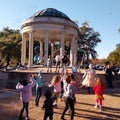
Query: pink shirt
53 81 61 93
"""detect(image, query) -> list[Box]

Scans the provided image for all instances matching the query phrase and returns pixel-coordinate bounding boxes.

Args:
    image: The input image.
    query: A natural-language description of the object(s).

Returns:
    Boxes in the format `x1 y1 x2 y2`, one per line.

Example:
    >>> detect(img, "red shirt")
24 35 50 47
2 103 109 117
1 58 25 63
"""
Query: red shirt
93 85 105 95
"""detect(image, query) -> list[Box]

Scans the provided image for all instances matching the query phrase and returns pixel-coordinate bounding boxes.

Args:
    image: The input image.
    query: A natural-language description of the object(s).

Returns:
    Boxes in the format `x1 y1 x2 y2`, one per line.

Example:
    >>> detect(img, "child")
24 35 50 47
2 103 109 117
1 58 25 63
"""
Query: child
47 56 52 72
70 73 78 101
60 75 75 120
35 71 43 106
67 73 78 114
59 69 69 101
49 75 61 107
42 90 54 120
16 74 36 120
59 71 64 101
82 64 96 93
93 77 105 111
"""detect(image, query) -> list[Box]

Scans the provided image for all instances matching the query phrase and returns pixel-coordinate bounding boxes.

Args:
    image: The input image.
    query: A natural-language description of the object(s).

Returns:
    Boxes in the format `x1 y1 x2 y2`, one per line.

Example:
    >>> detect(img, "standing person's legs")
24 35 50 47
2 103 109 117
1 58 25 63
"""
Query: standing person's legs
99 99 103 111
59 81 64 100
108 77 113 88
87 87 90 93
95 99 99 108
50 65 52 72
99 99 102 106
55 61 58 72
62 63 67 73
87 87 94 93
106 76 113 88
19 102 26 119
43 112 48 120
60 98 69 119
24 102 29 118
49 112 53 120
53 92 60 107
109 78 113 88
58 61 60 72
68 98 75 120
56 92 60 104
59 89 64 100
35 87 42 106
47 65 50 72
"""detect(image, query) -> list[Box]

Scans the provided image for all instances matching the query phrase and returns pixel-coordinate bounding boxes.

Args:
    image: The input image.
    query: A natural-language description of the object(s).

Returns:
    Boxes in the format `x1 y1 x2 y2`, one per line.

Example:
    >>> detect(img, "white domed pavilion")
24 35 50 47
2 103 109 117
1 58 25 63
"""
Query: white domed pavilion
21 8 79 67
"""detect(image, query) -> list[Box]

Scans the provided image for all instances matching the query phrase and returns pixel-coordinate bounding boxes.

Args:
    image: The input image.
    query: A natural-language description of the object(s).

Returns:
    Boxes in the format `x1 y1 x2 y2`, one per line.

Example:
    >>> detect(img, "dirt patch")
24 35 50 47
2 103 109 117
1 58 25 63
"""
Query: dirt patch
0 88 120 120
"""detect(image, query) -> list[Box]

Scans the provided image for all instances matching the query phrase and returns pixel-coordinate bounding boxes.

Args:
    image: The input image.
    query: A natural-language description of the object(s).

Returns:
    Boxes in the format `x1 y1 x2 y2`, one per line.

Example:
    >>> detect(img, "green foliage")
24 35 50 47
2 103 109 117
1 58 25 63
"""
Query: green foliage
118 28 120 32
106 45 120 66
0 27 21 66
77 22 101 65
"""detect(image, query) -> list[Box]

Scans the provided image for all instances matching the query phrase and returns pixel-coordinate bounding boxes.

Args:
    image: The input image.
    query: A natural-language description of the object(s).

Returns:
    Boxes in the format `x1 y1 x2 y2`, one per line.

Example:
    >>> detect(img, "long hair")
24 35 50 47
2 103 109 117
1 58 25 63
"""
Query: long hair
95 77 104 87
51 75 59 84
70 73 75 80
65 75 71 84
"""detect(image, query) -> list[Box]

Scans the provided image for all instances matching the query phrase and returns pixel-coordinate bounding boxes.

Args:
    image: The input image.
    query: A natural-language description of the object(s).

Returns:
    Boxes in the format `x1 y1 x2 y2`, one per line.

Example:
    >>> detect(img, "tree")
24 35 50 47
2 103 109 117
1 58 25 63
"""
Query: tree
0 27 21 67
118 28 120 32
78 22 101 66
106 44 120 66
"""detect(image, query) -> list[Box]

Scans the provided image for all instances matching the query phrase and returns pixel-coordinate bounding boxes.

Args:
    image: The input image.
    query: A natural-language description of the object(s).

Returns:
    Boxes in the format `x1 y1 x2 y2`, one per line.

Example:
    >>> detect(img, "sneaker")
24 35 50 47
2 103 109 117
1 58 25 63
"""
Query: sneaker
25 117 29 120
53 104 57 108
99 105 102 111
35 103 38 107
98 109 102 112
67 110 71 114
94 105 98 108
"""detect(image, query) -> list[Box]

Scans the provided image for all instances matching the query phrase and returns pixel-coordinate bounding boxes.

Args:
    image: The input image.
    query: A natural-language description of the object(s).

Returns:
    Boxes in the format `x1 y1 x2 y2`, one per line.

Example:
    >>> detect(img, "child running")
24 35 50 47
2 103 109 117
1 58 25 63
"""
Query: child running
93 77 105 111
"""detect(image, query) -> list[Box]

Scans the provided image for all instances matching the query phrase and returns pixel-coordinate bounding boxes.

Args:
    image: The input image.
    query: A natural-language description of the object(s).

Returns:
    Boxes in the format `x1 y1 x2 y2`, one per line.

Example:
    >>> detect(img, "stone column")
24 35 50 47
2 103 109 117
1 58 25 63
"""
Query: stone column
44 30 48 65
60 31 65 57
21 33 26 65
28 31 33 67
70 36 75 67
74 38 77 66
51 42 54 58
40 40 43 61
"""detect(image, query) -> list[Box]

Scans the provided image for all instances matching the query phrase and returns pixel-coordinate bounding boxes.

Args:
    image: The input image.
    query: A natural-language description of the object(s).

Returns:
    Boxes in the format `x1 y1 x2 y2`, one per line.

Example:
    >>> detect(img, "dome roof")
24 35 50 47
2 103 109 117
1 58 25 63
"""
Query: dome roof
31 8 71 20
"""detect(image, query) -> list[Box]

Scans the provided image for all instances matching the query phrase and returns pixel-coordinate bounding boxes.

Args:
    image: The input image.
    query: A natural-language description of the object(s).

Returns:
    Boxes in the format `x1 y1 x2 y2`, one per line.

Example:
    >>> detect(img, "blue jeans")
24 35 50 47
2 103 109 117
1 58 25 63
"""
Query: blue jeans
35 86 42 105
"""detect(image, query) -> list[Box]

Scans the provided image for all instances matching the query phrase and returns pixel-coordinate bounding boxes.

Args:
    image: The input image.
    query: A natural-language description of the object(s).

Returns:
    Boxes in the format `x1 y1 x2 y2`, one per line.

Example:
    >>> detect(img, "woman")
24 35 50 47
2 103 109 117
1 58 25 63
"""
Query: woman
82 64 96 93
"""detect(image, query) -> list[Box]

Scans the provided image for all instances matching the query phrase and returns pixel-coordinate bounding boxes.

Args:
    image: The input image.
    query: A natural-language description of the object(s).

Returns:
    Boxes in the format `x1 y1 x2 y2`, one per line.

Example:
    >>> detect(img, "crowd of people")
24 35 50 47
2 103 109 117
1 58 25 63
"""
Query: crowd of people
16 62 119 120
46 53 70 73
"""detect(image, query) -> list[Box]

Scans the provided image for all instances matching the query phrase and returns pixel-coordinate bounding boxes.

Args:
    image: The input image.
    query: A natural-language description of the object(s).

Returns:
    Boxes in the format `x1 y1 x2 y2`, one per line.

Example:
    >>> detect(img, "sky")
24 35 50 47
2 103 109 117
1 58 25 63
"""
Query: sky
0 0 120 59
